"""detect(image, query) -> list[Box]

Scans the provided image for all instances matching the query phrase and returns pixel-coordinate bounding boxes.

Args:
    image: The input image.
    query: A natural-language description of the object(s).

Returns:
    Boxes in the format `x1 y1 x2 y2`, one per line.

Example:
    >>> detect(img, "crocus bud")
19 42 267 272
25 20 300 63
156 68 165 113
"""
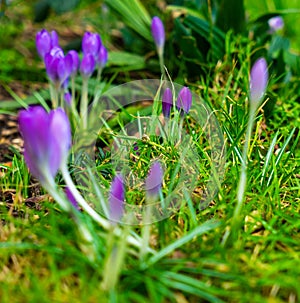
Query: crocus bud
18 106 71 184
65 187 79 209
250 58 268 106
151 16 165 54
162 88 173 118
268 16 284 33
97 45 108 69
64 91 72 106
67 50 80 77
36 29 59 59
145 161 163 199
80 53 96 78
82 32 102 58
109 174 125 223
176 87 192 114
44 49 73 87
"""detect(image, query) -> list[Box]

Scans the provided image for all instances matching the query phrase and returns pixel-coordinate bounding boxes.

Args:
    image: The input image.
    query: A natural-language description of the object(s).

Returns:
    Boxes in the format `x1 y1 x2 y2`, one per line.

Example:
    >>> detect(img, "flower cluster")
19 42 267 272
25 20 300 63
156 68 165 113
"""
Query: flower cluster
36 29 108 107
18 105 165 226
161 86 192 118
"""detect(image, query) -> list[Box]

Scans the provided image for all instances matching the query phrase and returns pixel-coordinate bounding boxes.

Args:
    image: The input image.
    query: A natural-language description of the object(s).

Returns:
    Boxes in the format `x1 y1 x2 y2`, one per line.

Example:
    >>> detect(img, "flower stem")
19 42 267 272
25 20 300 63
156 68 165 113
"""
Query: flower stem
80 77 89 128
158 50 165 80
224 106 257 245
102 225 129 291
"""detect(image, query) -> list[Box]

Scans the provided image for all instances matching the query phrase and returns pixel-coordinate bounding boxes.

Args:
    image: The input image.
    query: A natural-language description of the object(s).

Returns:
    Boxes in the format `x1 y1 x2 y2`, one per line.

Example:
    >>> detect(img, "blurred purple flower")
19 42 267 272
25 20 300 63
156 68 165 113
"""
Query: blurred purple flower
151 16 165 53
64 91 72 106
145 161 163 199
268 16 284 33
109 174 125 223
97 45 108 69
82 32 102 59
36 29 59 59
18 106 71 184
44 48 73 87
250 58 268 105
67 50 80 76
176 87 192 114
65 187 79 209
132 142 140 156
80 53 96 78
162 88 173 118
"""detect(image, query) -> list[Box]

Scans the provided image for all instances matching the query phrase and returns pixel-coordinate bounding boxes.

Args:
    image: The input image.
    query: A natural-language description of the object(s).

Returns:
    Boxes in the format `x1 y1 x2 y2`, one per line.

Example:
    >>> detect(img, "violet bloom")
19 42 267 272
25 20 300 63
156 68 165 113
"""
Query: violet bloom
145 161 163 199
162 88 173 118
18 106 71 184
80 53 96 78
268 16 284 33
67 50 80 77
64 91 72 106
97 45 108 69
151 16 165 54
250 58 268 105
176 87 192 114
44 48 73 87
36 29 59 59
82 32 102 59
109 174 125 223
65 187 79 209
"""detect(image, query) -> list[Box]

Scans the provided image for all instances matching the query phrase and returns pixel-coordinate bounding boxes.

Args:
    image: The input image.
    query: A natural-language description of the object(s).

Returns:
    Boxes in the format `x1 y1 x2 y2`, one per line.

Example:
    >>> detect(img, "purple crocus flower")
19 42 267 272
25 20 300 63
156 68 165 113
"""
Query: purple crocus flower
67 50 80 76
80 53 96 78
162 88 173 118
250 58 268 105
65 187 79 209
36 29 59 59
64 91 72 106
145 161 163 199
97 45 108 69
44 48 73 87
176 87 192 114
109 174 125 223
82 32 102 59
268 16 284 33
18 106 71 184
151 16 165 54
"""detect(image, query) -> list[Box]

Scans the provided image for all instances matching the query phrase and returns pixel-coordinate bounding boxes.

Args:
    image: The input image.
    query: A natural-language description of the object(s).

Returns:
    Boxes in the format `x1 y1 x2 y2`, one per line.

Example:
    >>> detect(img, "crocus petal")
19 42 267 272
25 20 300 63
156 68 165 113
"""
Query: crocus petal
250 58 268 105
18 106 71 183
109 174 125 223
176 87 192 114
50 30 59 47
48 108 71 176
151 16 165 52
36 29 51 59
64 91 72 106
145 161 163 198
80 53 96 78
162 88 173 118
268 16 284 32
18 107 52 181
97 45 108 68
65 187 79 209
49 46 64 58
82 32 102 58
36 30 60 59
68 50 80 76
